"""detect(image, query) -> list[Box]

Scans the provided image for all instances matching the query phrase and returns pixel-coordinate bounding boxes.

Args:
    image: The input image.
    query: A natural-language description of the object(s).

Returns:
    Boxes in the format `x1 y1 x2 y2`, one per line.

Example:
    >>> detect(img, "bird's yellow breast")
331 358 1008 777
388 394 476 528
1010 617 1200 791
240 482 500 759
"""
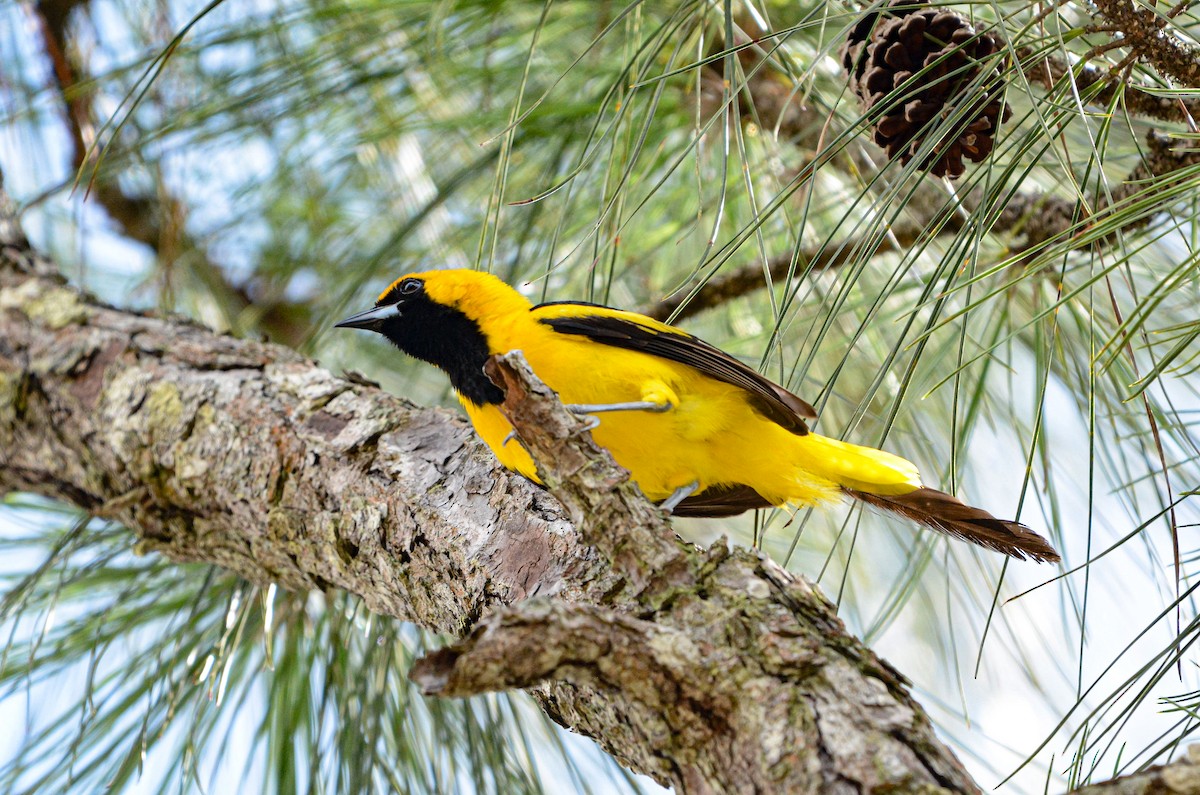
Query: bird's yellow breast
460 316 829 505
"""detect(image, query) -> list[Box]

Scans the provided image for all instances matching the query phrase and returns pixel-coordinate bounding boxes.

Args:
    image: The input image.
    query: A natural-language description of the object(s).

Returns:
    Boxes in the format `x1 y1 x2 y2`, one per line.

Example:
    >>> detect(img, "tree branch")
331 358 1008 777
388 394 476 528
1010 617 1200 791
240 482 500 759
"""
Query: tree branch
1 173 1187 793
648 130 1200 321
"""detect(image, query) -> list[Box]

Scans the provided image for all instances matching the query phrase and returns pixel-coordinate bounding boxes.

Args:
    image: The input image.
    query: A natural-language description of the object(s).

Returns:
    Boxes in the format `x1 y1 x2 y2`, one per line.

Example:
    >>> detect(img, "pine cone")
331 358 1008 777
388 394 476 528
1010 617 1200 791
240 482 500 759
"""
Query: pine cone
841 2 1011 178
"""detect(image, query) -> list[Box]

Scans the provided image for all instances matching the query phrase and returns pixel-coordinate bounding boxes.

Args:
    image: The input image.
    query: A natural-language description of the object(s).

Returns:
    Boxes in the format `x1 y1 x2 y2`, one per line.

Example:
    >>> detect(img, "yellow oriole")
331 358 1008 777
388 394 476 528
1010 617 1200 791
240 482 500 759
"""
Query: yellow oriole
337 269 1059 563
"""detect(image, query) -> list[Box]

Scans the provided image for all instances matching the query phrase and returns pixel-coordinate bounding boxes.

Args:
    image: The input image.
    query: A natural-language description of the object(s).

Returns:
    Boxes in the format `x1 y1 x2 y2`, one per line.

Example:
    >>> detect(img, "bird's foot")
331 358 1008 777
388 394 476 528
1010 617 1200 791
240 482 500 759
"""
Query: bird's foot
659 481 699 514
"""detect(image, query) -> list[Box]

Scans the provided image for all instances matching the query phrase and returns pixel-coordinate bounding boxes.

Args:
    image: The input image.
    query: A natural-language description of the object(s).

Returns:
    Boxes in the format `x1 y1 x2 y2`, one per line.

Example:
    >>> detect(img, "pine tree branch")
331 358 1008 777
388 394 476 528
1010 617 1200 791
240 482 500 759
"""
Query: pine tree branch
648 130 1199 322
2 172 1191 793
0 170 980 792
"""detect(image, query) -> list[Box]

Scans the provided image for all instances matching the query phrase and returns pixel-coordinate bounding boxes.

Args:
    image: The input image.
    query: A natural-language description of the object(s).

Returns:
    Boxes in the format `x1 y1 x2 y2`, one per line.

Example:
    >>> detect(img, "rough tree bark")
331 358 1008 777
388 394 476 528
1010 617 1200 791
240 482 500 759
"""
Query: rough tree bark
0 179 1192 794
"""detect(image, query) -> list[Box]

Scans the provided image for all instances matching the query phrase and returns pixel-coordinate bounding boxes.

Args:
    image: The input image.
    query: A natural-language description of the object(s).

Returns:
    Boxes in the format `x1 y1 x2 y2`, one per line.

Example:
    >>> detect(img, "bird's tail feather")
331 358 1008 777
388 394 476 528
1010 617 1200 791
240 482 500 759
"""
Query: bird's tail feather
794 434 1059 563
845 487 1061 563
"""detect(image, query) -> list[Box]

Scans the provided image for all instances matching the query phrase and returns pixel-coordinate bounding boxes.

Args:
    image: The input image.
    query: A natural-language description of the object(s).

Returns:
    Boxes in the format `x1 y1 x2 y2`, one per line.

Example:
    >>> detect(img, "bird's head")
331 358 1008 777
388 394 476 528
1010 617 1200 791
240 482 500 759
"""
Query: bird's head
334 269 529 405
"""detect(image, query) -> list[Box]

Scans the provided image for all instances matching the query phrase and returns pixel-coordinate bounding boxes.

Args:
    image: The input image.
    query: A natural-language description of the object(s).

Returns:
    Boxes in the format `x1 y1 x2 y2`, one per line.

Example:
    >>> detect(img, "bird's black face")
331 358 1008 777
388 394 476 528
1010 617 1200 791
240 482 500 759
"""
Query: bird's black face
335 277 504 406
334 276 426 334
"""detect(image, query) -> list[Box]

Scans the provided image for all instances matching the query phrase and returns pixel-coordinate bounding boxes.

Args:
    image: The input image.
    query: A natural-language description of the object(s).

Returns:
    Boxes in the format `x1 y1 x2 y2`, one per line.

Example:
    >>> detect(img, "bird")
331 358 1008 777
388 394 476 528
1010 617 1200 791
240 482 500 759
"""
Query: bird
336 269 1060 563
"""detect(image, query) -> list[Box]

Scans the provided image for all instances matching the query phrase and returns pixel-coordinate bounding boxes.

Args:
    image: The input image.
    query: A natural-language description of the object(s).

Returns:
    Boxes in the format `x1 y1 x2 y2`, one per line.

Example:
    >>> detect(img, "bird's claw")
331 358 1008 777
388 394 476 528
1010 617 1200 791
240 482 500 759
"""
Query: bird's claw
571 414 601 435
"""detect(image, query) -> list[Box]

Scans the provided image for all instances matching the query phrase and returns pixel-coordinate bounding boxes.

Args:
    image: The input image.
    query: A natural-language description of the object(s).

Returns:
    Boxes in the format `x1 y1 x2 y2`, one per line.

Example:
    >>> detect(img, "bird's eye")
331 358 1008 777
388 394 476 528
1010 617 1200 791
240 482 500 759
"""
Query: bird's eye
399 279 423 295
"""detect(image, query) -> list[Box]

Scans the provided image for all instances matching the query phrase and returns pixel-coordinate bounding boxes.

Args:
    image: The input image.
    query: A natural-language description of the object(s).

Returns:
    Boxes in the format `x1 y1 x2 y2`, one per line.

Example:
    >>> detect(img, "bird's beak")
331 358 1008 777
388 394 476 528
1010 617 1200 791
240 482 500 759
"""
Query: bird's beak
334 303 401 331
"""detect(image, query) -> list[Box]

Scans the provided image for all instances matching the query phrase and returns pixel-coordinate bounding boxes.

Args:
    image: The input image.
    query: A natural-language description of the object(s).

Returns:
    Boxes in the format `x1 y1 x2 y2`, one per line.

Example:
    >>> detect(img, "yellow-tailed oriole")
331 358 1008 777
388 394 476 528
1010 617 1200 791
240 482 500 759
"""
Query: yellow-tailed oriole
337 269 1059 563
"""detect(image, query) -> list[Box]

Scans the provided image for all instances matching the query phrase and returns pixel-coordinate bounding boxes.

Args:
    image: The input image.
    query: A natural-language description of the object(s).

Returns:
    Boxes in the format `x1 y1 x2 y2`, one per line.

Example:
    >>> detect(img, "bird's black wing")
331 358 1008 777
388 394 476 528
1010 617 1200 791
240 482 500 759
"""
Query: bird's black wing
671 484 775 517
534 303 816 435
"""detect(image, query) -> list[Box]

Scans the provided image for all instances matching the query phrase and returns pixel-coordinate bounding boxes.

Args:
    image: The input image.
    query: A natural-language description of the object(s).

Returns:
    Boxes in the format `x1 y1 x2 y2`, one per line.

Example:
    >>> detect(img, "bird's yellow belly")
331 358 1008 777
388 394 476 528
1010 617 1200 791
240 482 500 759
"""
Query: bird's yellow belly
460 342 839 506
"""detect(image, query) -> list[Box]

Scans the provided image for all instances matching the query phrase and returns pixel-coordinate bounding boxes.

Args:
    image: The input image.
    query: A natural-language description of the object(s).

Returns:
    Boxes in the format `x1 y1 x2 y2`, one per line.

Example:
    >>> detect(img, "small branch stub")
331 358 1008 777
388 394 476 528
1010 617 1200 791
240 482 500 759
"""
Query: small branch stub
482 351 688 597
409 598 677 698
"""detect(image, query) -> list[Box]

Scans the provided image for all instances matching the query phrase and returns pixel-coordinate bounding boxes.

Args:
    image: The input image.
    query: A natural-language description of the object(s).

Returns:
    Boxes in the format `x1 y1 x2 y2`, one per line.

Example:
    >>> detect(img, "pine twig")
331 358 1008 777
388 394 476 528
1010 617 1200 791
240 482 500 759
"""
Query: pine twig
1091 0 1200 88
646 218 954 321
1019 45 1200 123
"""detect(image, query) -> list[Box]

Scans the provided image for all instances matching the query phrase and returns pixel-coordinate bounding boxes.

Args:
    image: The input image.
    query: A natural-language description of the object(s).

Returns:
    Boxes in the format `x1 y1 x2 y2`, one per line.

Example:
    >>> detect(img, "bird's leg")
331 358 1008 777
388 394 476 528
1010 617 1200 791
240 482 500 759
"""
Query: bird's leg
659 481 699 514
567 381 676 433
565 400 672 415
565 401 668 436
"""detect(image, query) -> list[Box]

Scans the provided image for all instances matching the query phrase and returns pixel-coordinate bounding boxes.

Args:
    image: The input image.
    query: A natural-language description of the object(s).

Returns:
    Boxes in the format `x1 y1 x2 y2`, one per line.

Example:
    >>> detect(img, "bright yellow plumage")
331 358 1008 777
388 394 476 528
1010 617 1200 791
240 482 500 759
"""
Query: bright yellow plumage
339 268 1059 561
393 270 921 507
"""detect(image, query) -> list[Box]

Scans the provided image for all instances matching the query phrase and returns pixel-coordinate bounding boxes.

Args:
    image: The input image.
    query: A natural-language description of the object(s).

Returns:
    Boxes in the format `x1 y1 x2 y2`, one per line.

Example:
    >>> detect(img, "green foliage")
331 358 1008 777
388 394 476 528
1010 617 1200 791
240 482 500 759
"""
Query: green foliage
2 0 1200 791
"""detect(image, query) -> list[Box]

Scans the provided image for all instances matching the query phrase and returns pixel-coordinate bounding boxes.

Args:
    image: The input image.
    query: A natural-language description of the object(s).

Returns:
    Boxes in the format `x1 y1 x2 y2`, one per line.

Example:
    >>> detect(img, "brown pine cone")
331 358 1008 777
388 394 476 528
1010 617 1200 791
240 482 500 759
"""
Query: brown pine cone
841 2 1012 178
